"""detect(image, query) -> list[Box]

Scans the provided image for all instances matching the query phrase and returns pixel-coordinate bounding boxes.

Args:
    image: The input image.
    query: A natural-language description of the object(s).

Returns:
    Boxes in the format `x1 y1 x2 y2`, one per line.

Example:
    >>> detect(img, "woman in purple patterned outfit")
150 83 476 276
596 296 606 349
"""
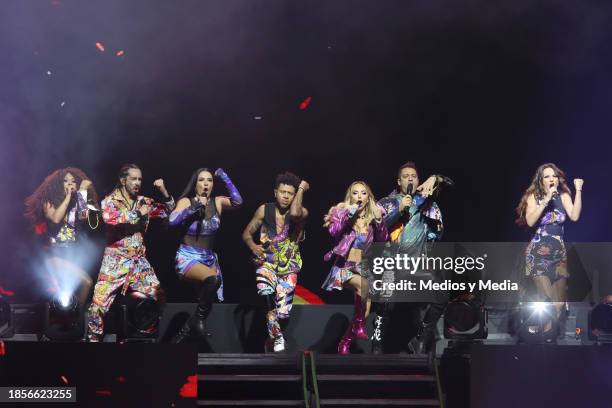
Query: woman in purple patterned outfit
322 181 388 354
516 163 583 335
169 168 242 343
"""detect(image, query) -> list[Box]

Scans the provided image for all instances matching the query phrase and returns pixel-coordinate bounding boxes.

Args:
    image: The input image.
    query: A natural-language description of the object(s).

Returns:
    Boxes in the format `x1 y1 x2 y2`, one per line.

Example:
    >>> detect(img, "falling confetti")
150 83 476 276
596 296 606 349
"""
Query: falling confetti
178 375 197 398
46 70 52 76
95 390 112 396
95 42 105 52
116 375 126 383
254 116 262 120
0 341 5 356
61 376 69 385
116 50 125 57
60 101 66 107
299 96 312 110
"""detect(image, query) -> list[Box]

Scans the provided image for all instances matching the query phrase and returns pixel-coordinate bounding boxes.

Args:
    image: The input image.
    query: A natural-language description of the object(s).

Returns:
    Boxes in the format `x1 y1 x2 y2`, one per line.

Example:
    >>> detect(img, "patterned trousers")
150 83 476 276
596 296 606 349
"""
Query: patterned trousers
87 246 161 342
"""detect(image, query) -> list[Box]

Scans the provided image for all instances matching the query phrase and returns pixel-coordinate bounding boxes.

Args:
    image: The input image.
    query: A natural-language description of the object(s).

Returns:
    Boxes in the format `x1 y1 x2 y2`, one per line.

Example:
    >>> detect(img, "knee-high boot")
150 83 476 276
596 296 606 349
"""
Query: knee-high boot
351 293 369 340
191 275 221 338
171 275 220 343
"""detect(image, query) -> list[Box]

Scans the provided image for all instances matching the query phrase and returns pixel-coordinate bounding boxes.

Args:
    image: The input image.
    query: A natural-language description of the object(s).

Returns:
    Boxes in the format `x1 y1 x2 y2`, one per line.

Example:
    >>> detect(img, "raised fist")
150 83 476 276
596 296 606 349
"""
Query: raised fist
79 180 92 191
574 178 584 191
153 179 165 190
298 180 310 192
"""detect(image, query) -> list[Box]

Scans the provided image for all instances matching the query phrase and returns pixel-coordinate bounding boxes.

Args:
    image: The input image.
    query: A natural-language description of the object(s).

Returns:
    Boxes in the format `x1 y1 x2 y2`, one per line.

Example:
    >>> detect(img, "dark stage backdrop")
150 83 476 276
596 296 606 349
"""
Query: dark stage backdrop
1 1 610 304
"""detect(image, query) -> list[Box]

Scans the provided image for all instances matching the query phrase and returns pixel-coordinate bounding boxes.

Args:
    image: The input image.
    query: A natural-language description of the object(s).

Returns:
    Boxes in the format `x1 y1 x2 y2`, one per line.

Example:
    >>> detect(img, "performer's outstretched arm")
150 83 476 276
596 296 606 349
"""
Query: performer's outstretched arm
215 168 243 210
416 174 453 201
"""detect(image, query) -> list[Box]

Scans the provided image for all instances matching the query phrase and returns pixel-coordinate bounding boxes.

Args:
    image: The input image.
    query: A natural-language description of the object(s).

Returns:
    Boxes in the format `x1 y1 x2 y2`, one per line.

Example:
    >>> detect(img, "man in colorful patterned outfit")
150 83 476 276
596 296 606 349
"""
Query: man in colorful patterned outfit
242 172 309 352
87 164 175 342
373 161 452 354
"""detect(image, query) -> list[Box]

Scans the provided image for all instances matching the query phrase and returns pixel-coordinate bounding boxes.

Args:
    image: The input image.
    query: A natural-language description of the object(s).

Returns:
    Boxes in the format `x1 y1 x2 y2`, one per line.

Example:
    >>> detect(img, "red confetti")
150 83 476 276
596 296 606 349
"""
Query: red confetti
95 42 105 52
299 96 312 110
116 50 125 57
178 375 197 398
0 286 14 297
34 222 47 235
61 376 69 385
0 341 5 356
95 390 112 396
116 375 126 383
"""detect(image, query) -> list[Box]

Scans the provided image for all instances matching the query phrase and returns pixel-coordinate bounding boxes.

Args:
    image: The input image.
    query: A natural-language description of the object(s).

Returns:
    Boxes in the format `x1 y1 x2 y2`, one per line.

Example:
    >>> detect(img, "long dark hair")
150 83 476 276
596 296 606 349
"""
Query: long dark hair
515 163 571 226
25 167 99 226
179 168 213 200
178 168 215 238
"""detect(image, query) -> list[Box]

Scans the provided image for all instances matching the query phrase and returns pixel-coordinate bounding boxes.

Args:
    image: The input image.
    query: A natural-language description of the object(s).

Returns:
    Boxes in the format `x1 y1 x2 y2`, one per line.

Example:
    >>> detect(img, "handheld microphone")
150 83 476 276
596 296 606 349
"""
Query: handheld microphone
550 184 559 198
349 201 361 217
406 183 414 197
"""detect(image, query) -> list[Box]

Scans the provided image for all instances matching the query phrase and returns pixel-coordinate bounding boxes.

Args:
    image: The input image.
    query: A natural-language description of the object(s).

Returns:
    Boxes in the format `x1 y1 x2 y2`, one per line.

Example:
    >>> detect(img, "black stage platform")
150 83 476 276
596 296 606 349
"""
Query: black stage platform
2 343 611 408
2 303 612 407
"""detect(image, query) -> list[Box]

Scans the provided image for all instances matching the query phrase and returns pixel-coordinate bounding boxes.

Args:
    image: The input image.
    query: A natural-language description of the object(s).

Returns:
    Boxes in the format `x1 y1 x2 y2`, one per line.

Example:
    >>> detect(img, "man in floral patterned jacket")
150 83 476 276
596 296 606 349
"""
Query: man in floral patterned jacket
87 164 175 342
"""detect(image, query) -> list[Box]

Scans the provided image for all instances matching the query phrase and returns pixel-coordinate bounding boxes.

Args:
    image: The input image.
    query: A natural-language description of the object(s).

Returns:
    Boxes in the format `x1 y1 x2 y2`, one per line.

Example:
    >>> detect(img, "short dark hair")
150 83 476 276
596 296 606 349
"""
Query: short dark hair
397 161 418 178
275 171 301 191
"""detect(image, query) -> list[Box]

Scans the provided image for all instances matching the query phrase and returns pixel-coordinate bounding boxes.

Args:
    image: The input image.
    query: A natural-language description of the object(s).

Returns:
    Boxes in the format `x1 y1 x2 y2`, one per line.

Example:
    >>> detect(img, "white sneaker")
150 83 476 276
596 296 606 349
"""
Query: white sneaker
273 335 285 352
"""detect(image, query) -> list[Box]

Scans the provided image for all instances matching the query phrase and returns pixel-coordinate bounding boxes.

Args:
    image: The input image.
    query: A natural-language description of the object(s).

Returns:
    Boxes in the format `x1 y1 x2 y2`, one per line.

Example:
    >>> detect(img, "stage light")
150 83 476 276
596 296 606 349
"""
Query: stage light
517 298 557 344
54 292 77 311
0 298 14 338
44 293 85 341
119 294 161 342
443 299 488 341
531 302 548 315
588 297 612 343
